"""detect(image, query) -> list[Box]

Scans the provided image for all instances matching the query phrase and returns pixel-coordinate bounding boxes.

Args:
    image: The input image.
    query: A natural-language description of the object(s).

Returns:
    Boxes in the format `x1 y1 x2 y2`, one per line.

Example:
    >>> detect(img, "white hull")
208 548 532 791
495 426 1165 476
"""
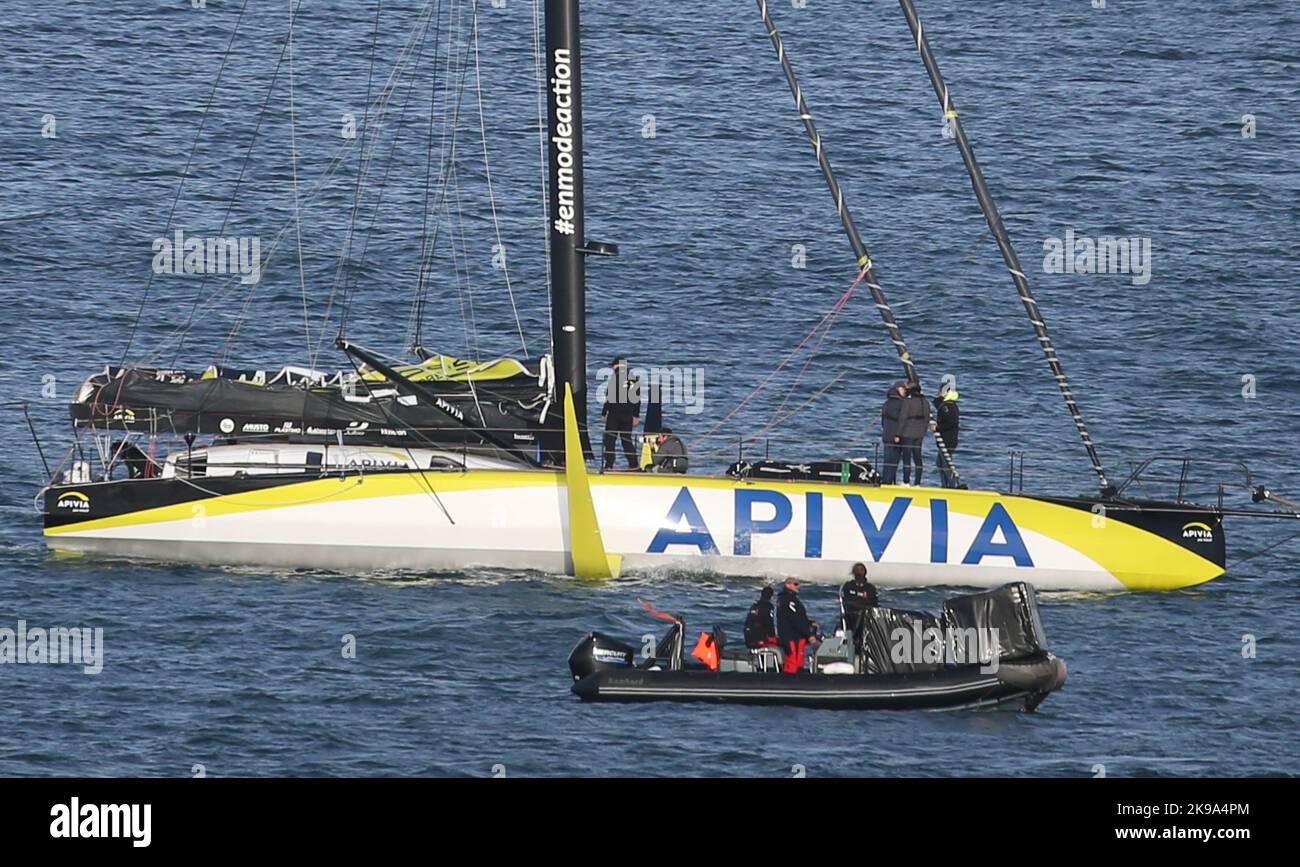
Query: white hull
44 469 1225 591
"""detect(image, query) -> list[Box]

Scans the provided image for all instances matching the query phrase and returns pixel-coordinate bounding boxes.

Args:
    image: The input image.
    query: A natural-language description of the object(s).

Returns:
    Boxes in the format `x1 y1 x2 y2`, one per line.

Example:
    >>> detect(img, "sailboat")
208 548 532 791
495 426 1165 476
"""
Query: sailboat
36 0 1296 591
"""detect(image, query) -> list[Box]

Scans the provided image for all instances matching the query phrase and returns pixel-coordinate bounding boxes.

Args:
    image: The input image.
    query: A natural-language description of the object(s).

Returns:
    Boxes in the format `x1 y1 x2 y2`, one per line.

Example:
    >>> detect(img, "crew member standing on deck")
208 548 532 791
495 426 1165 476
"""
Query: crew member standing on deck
930 382 961 488
898 381 931 486
600 357 641 470
880 381 907 484
775 577 819 674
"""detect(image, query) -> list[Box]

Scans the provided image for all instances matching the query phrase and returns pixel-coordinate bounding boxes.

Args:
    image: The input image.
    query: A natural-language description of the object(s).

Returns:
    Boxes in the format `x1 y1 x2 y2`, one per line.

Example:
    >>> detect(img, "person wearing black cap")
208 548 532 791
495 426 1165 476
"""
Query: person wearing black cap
742 586 779 650
840 563 880 664
775 577 820 674
600 357 641 470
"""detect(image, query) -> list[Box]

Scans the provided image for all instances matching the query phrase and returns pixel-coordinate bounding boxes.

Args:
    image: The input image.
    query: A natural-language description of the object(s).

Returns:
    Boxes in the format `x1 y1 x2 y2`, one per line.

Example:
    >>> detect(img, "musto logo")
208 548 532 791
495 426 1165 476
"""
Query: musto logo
1181 521 1215 544
55 492 90 514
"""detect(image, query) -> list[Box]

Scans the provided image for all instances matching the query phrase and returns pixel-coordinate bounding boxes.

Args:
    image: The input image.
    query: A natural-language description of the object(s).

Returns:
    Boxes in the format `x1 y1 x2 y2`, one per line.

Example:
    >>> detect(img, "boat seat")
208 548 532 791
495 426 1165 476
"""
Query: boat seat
752 646 785 672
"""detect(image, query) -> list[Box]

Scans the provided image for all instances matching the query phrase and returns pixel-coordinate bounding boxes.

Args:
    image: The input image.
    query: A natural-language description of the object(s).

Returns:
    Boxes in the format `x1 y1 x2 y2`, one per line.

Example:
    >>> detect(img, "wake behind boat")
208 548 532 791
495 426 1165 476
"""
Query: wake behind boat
568 582 1068 711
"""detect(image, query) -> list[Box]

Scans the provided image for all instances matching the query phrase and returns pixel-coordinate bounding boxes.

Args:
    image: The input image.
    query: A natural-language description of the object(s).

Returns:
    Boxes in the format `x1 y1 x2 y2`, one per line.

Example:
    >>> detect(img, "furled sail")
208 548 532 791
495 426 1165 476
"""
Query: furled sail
69 352 553 449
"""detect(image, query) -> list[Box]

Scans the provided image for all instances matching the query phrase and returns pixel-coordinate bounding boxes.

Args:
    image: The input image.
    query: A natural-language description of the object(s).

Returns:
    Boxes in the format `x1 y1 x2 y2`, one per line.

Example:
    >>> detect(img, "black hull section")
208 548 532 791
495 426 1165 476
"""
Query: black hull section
572 654 1066 711
1027 494 1227 572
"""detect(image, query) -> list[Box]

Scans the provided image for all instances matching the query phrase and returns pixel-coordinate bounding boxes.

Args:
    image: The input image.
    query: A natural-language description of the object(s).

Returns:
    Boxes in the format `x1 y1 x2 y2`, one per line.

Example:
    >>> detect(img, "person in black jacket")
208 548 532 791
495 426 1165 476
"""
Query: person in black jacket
774 577 819 674
879 381 908 484
600 357 641 470
898 381 931 486
930 383 961 488
840 562 880 661
743 586 778 649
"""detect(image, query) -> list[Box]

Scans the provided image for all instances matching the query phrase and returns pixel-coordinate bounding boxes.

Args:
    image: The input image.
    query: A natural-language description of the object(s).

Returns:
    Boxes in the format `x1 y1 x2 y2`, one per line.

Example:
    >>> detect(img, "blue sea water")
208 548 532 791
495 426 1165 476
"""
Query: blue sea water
0 0 1297 776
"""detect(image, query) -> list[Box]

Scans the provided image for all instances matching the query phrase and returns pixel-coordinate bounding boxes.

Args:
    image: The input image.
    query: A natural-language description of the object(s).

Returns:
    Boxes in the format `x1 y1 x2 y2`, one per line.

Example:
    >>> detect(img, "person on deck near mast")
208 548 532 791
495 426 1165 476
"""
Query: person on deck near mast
600 357 641 471
880 381 908 485
930 383 961 488
775 577 819 674
898 381 931 486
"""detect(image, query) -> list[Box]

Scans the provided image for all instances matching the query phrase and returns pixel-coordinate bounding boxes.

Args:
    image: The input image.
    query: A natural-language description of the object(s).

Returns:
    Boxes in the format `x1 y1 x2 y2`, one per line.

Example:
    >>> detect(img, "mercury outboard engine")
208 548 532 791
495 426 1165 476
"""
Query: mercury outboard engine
568 632 637 681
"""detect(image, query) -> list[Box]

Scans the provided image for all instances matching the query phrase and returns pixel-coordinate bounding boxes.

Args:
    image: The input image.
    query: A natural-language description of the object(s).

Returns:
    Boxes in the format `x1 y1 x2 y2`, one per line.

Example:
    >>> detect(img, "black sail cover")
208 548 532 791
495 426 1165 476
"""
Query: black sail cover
858 607 944 675
855 582 1047 674
70 361 556 452
942 582 1048 661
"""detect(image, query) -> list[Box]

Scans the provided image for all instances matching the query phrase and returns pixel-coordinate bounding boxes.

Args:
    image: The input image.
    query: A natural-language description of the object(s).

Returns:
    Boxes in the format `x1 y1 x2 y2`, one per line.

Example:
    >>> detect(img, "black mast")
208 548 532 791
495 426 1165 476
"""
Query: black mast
897 0 1112 495
546 0 616 446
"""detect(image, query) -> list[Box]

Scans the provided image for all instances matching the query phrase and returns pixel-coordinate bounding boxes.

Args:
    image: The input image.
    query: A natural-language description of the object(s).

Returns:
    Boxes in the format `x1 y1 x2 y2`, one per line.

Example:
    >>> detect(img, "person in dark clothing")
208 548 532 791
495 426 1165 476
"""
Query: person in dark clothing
651 427 688 474
897 381 931 486
774 577 819 674
600 357 641 470
930 383 961 488
841 562 880 615
743 586 779 649
840 562 879 661
879 381 908 485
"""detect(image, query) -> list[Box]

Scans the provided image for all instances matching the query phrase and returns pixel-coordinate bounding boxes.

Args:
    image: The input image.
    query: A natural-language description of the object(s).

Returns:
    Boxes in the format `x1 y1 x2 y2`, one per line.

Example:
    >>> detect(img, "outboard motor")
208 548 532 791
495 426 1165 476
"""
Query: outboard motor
568 632 636 681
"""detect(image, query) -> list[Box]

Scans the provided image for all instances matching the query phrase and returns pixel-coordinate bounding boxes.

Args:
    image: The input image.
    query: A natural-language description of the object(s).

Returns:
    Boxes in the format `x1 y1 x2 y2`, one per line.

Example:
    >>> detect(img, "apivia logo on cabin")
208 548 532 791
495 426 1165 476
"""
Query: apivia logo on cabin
1181 521 1215 544
646 487 1034 566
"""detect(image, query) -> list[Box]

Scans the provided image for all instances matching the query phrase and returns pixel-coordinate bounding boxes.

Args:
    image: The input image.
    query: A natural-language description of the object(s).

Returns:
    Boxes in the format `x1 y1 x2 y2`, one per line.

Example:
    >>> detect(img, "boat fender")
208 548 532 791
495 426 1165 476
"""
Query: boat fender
818 661 856 675
995 653 1067 693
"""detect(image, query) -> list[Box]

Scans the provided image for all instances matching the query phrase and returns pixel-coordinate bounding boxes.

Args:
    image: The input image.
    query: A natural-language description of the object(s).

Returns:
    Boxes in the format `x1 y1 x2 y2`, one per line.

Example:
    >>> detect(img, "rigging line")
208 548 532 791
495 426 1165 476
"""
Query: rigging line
448 167 484 396
410 0 450 352
897 0 1109 493
352 0 440 343
702 267 865 438
213 0 312 368
305 0 441 362
176 3 293 365
338 353 457 524
765 282 854 427
326 0 385 356
413 3 473 353
416 0 467 356
470 0 528 358
452 166 482 362
754 0 961 488
124 0 252 367
759 369 851 440
287 0 311 363
532 0 552 343
219 0 431 366
1227 527 1300 570
154 45 406 364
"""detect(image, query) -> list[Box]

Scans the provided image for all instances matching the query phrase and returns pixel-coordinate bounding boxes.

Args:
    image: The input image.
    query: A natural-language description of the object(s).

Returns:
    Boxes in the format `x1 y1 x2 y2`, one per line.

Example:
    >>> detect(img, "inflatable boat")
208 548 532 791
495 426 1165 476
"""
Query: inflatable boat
568 582 1067 711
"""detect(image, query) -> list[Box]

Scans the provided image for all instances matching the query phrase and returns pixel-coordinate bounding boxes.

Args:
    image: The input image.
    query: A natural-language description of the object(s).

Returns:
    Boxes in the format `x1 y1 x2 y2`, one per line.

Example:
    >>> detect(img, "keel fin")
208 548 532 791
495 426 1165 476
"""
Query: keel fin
563 384 621 580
